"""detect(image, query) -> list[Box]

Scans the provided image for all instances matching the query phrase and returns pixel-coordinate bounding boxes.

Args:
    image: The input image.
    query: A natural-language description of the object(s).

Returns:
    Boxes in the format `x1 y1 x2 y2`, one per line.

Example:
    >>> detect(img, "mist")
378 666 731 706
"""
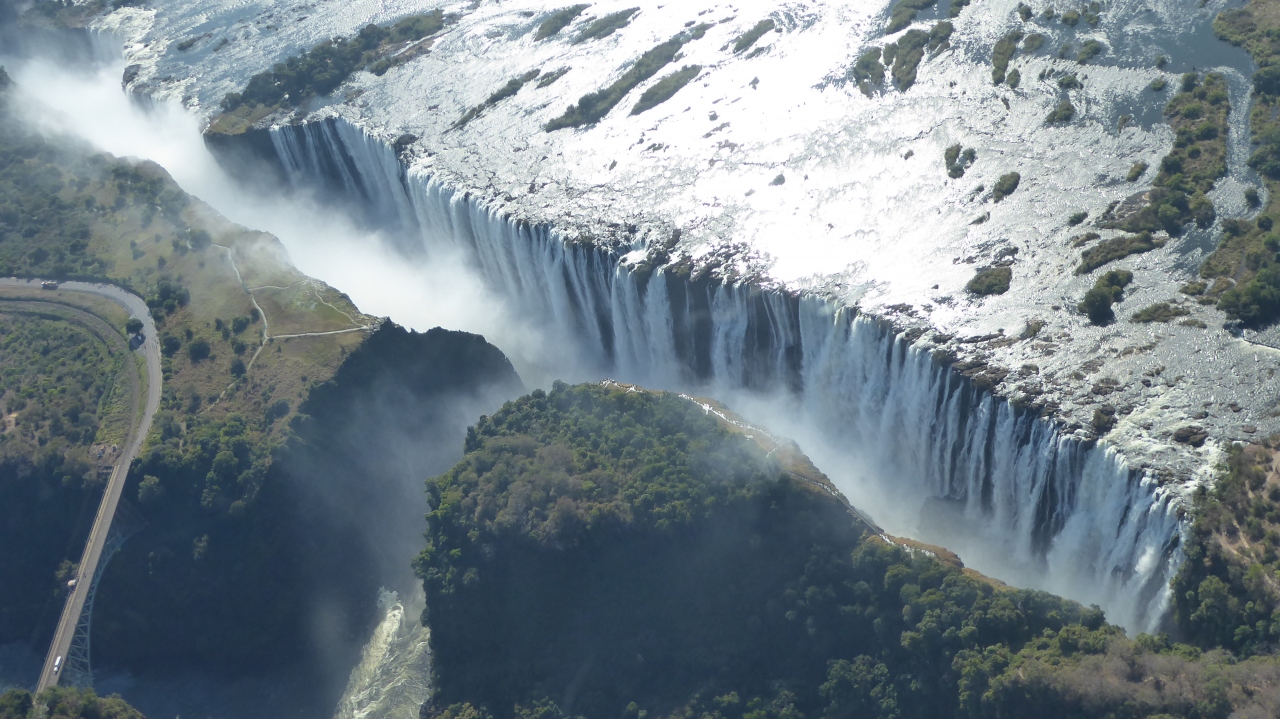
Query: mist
0 43 1064 600
0 24 1155 719
1 51 579 387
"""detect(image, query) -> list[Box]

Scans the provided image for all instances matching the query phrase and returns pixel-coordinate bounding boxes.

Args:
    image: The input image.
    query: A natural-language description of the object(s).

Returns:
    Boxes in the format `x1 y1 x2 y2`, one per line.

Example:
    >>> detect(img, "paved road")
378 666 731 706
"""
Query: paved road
0 279 162 694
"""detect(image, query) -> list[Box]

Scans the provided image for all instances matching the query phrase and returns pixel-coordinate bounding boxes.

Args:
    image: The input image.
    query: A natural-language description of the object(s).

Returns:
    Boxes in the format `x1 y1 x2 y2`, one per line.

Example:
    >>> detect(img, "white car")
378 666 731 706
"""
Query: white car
53 656 62 673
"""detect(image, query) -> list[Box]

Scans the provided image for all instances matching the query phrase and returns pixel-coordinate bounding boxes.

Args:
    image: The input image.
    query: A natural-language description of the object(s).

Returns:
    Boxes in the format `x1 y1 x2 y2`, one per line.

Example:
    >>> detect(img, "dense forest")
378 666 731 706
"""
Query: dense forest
418 383 1280 719
0 686 142 719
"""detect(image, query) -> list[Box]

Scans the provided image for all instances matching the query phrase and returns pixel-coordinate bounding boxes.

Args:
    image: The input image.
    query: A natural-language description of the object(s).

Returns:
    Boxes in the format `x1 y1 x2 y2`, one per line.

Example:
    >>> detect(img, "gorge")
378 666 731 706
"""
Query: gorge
6 0 1280 716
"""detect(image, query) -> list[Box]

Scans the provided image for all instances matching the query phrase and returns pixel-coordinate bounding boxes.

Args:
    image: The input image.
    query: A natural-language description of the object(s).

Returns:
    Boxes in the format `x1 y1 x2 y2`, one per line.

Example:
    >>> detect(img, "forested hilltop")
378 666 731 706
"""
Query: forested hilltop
0 66 523 716
418 382 1280 719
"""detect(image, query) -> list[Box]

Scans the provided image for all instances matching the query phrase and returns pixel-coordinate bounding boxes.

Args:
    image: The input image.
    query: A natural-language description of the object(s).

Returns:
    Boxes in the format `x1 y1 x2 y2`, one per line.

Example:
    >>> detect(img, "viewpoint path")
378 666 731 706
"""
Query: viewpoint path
0 278 163 695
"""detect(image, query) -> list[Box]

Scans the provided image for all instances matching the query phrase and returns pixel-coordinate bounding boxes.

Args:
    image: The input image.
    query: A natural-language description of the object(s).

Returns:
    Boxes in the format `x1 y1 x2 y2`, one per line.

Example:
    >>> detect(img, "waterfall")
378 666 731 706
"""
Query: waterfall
250 118 1185 633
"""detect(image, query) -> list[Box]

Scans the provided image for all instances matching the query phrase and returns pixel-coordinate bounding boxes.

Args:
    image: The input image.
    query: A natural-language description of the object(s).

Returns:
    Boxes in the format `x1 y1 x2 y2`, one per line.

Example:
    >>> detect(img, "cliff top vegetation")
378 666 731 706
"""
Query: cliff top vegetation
1206 0 1280 326
0 687 143 719
417 382 1280 719
0 67 398 688
210 11 450 134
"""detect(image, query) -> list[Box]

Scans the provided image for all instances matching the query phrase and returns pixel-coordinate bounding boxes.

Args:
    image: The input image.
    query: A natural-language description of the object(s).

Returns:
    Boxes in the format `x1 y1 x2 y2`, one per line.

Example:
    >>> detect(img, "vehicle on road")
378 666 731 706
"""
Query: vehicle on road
41 281 58 290
53 656 62 673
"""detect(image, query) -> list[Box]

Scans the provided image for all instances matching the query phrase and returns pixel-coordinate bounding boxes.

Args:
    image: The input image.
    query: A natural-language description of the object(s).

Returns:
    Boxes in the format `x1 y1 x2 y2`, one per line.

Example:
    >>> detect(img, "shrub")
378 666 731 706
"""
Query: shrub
547 36 688 130
1077 39 1103 63
1061 9 1080 25
1079 270 1132 324
218 11 446 113
187 338 211 362
138 475 165 504
851 48 885 88
928 20 953 52
631 65 701 115
1127 161 1148 181
161 333 181 356
1046 101 1076 124
733 18 776 53
991 30 1023 84
1058 74 1081 90
535 5 588 40
536 68 570 88
1077 232 1160 274
1130 302 1190 323
573 8 639 44
889 29 929 89
966 266 1012 296
945 144 976 178
1219 265 1280 327
125 318 143 335
887 0 934 32
1022 33 1045 52
1068 211 1088 226
230 358 246 377
1007 68 1021 88
1254 64 1280 95
453 70 542 129
992 172 1020 202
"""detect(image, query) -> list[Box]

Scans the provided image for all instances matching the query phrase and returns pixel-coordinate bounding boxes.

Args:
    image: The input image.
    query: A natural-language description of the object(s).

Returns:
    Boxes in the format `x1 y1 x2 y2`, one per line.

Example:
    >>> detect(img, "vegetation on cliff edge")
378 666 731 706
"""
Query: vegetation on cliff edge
418 382 1280 719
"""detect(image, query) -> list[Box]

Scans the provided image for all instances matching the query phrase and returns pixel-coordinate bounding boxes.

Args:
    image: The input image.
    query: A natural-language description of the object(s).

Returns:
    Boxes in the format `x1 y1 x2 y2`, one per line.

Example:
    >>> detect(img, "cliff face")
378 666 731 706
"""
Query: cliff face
88 321 520 677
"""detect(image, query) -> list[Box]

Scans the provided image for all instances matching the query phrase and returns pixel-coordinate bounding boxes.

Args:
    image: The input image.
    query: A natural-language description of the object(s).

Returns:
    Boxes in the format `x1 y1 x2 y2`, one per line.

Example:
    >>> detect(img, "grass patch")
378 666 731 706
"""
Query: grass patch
1131 302 1190 323
1076 231 1162 274
992 172 1020 202
733 19 776 54
1046 100 1076 124
547 34 690 130
453 69 541 129
631 65 701 115
966 266 1012 296
573 8 638 43
535 4 588 40
1078 269 1132 324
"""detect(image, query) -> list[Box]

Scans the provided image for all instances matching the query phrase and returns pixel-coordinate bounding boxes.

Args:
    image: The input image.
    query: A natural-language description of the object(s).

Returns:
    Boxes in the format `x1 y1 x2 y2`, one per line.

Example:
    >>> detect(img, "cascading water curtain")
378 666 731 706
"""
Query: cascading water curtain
260 118 1185 632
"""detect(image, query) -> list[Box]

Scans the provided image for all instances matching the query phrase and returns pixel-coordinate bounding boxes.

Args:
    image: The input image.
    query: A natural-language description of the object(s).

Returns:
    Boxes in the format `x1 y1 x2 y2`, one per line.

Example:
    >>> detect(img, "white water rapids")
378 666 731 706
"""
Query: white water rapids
334 589 432 719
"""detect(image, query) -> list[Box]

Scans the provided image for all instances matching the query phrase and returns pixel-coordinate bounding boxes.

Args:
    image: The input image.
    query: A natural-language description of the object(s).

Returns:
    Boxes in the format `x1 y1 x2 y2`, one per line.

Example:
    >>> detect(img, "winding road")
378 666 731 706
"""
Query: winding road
0 279 163 694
